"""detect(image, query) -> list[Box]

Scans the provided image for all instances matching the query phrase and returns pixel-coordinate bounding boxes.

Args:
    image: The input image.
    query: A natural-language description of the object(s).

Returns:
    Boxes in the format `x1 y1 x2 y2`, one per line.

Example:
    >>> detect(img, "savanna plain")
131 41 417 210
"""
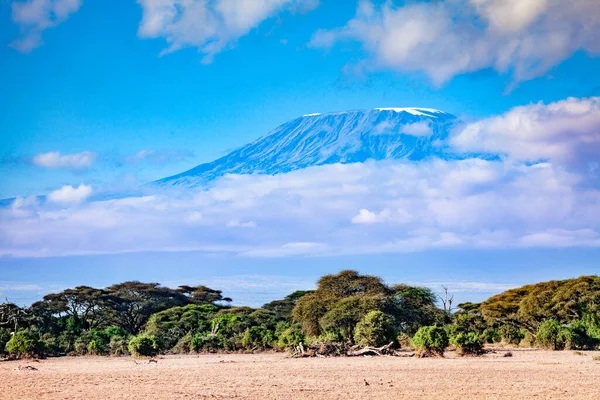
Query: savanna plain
1 349 599 400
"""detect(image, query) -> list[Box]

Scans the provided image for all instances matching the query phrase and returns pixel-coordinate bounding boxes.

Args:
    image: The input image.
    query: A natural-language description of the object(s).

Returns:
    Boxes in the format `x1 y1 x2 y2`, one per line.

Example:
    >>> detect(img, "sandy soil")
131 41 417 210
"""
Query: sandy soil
1 349 599 400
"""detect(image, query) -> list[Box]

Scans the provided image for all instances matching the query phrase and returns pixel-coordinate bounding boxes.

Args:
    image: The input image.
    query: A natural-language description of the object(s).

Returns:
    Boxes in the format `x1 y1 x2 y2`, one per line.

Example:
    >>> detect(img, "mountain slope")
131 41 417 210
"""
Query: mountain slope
155 108 458 188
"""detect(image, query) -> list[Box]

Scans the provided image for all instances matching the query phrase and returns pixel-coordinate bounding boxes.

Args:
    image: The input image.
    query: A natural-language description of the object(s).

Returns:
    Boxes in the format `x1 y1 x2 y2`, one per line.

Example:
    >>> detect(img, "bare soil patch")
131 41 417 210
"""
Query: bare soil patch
1 349 599 399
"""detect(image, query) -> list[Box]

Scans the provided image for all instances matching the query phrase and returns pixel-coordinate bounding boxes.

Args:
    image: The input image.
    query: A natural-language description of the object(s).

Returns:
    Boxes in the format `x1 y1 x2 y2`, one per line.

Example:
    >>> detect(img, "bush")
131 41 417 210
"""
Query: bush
411 325 449 357
353 311 396 347
6 330 44 358
87 339 104 355
128 335 160 357
191 333 221 352
109 336 129 356
241 326 274 350
565 320 598 350
277 325 305 349
536 319 567 350
498 325 525 345
452 332 485 356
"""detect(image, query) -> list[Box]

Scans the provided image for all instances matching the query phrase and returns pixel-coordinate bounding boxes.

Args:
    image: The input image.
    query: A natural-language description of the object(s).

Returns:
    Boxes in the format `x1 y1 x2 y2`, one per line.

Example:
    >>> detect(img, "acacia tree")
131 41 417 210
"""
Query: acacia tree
105 282 188 334
33 286 110 331
176 285 232 305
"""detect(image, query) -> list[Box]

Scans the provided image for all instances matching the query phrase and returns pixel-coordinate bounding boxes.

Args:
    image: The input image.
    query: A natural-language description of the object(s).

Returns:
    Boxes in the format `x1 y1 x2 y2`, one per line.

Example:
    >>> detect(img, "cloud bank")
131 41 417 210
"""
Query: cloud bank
10 0 82 52
310 0 600 85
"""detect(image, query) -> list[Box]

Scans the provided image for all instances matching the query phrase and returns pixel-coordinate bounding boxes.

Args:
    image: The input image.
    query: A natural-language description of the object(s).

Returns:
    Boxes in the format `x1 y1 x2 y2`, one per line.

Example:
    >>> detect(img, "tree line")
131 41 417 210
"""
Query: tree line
1 271 599 358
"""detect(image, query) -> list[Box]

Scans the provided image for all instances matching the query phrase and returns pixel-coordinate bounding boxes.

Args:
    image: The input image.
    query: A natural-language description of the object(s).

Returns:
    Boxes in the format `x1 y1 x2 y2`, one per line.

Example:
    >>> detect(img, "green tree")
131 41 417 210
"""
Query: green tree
128 335 160 357
411 325 449 357
6 330 44 358
353 310 396 347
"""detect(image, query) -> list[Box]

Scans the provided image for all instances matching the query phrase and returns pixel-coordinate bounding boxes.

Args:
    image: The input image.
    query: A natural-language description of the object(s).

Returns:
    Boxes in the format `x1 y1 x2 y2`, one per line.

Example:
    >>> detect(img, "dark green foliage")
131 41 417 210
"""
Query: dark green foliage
411 325 449 357
128 335 160 357
392 284 447 334
452 332 485 356
263 291 313 321
176 285 232 305
0 327 11 355
6 330 44 358
353 310 396 347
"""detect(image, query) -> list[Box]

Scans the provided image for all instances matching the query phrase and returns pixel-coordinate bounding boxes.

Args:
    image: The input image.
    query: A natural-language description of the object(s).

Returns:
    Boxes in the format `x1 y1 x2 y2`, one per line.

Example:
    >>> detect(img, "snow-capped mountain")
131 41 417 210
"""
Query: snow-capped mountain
155 108 458 188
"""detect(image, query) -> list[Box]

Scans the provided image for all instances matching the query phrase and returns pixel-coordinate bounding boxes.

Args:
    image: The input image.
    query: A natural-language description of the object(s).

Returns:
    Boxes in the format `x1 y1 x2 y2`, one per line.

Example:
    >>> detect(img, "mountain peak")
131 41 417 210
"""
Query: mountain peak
155 107 458 188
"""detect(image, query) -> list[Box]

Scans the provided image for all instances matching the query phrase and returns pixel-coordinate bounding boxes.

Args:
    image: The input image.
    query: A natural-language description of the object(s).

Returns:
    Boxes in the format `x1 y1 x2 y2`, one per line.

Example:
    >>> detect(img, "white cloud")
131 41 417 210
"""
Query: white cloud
402 121 433 137
137 0 318 62
309 0 600 85
352 208 389 224
32 151 96 169
2 156 599 258
451 97 600 168
47 184 92 205
10 0 82 53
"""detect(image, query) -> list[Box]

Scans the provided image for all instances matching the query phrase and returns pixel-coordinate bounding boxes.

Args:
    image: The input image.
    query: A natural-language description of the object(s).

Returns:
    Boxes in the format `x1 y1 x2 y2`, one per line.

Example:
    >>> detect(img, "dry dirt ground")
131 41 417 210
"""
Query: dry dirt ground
1 349 599 399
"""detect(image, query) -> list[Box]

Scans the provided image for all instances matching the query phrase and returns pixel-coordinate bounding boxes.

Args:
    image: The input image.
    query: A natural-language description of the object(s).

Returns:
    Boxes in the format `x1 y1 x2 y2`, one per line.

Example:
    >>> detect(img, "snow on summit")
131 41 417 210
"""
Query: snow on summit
155 108 458 188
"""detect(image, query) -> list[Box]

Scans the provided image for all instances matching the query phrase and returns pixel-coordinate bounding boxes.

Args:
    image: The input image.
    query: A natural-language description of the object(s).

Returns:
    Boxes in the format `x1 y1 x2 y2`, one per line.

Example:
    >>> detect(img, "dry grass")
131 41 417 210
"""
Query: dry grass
1 349 599 399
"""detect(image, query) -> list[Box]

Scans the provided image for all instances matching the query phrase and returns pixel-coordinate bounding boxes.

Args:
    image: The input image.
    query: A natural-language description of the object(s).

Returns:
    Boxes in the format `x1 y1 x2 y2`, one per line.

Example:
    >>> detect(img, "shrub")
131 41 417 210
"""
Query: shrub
565 320 597 350
191 333 221 352
498 325 525 345
128 335 160 357
411 325 449 357
87 339 104 355
109 336 129 356
277 325 305 349
6 330 44 358
536 319 567 350
241 326 274 350
452 332 485 356
353 311 396 347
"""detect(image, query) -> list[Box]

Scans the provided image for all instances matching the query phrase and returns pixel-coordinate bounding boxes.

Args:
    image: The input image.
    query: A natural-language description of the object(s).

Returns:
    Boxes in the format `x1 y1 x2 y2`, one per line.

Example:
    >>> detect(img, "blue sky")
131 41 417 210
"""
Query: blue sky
1 0 600 306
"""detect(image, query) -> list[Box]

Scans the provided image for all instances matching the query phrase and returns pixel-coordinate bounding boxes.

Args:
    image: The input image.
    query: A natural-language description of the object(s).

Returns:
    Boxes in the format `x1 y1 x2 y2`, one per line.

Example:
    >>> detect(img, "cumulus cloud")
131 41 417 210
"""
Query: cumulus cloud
309 0 600 85
137 0 318 62
451 96 600 169
47 184 92 205
2 156 599 258
32 151 96 169
10 0 82 53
